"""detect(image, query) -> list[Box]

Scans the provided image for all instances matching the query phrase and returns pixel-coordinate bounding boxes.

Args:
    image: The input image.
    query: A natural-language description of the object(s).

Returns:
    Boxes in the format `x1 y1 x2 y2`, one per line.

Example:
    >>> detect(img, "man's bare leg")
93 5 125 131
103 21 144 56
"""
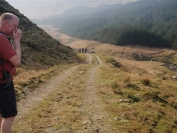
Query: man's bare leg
0 115 2 128
1 117 15 133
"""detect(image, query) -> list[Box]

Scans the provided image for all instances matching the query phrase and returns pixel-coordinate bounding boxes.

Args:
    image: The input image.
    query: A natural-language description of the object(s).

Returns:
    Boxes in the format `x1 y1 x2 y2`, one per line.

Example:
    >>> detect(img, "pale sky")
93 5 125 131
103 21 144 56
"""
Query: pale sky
6 0 139 19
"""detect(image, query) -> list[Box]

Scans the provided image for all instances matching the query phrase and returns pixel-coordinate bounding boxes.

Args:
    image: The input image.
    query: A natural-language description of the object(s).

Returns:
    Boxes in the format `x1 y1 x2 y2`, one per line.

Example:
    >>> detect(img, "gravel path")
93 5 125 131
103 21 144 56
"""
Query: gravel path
15 65 80 121
80 54 116 133
14 54 117 132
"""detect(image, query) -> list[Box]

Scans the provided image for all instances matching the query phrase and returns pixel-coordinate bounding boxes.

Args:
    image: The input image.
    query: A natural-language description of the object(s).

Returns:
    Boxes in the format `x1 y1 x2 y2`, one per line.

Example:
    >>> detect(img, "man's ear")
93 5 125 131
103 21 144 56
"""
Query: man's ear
2 20 9 27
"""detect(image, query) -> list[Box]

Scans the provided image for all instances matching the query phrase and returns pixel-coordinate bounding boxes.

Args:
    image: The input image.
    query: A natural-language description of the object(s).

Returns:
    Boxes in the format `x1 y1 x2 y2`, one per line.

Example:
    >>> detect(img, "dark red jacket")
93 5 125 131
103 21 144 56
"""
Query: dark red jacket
0 33 17 83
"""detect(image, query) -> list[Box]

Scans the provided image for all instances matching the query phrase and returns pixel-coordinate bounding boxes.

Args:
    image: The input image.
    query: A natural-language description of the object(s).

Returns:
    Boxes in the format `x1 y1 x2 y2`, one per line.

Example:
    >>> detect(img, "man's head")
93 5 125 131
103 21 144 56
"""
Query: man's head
0 12 19 36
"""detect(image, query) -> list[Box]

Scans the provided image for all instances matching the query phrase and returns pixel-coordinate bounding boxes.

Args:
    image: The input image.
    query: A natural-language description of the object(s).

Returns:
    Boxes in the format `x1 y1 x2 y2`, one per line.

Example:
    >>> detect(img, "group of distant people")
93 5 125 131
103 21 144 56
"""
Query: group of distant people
78 48 87 53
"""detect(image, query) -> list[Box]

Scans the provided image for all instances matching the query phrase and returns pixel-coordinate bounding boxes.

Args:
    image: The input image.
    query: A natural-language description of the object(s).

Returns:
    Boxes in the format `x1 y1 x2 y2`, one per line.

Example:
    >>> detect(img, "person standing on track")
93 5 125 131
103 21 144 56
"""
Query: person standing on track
0 12 22 133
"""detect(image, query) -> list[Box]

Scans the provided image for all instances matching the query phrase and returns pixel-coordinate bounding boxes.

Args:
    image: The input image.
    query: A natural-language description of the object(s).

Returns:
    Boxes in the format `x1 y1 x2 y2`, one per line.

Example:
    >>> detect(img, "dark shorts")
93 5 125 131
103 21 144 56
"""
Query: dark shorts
0 81 17 118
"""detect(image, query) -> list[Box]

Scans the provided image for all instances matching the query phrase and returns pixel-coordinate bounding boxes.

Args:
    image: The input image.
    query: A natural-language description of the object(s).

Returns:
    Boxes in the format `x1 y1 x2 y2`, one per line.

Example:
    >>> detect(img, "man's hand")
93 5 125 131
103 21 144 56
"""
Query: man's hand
9 28 22 66
13 29 22 41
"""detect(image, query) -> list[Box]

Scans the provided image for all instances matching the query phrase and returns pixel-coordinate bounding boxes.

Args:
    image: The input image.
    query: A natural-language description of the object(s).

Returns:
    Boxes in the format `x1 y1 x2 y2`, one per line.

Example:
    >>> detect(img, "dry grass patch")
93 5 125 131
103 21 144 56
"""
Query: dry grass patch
77 53 87 60
99 87 115 95
94 54 177 132
92 43 177 62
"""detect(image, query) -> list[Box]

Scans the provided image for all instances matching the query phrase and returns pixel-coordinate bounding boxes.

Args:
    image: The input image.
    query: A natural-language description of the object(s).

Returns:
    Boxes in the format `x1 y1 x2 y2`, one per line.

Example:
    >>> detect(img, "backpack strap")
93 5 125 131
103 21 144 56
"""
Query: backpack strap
3 72 12 89
0 60 13 88
0 31 11 41
0 59 5 81
0 33 6 67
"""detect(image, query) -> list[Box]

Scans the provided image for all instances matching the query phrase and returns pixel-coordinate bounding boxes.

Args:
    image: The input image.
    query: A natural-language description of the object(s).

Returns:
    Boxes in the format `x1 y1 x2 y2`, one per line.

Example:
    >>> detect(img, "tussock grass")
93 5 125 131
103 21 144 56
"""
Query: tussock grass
94 51 177 132
141 77 151 86
106 58 122 68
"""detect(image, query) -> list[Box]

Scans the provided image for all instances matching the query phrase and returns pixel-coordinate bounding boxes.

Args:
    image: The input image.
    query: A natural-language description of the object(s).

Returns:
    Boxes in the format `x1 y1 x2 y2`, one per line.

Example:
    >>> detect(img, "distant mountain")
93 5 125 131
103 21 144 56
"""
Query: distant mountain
32 0 177 49
32 4 124 27
6 0 138 19
0 0 80 69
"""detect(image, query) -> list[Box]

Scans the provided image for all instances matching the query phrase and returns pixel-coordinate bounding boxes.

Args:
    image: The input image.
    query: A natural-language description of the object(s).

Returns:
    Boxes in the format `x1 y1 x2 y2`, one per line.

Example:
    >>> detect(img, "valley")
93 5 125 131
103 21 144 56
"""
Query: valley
12 25 177 133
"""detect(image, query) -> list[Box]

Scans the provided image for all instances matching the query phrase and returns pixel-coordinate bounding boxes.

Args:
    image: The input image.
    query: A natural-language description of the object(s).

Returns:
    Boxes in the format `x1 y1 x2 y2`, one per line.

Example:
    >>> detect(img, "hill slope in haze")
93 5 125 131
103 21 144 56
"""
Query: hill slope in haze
6 0 138 19
0 0 80 69
33 0 177 49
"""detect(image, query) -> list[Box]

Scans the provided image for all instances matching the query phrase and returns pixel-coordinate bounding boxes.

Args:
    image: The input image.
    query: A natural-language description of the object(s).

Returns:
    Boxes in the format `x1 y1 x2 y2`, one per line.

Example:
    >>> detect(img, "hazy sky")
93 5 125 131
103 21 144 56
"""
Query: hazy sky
6 0 139 19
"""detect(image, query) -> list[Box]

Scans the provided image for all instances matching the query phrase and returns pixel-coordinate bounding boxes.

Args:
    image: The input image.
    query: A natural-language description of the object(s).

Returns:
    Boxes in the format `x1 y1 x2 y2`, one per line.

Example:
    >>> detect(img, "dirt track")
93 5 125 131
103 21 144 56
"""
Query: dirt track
13 53 117 133
16 65 80 121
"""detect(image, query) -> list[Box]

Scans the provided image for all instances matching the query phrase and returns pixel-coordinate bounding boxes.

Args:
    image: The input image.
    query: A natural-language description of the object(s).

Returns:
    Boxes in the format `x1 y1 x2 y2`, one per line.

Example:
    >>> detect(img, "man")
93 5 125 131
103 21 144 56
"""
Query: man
0 12 22 133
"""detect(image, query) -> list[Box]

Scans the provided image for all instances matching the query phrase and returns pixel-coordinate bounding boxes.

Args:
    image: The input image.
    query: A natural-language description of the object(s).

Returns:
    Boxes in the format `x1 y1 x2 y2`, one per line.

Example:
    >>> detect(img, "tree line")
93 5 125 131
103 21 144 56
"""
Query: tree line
33 0 177 49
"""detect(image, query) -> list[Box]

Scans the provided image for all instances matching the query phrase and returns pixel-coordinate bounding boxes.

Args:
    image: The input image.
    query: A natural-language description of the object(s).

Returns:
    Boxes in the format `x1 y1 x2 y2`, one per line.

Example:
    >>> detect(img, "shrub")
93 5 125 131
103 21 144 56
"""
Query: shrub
125 83 139 90
141 77 151 86
106 58 122 68
128 94 140 102
111 82 119 89
111 82 123 95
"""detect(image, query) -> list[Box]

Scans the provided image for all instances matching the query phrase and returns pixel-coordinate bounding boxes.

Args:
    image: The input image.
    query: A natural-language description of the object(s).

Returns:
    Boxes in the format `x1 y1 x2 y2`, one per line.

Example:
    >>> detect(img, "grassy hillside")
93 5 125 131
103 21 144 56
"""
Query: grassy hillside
0 0 81 70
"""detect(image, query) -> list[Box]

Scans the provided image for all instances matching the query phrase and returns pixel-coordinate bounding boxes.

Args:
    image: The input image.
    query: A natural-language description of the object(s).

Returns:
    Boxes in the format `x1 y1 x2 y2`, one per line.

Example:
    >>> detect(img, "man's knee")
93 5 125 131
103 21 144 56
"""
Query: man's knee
0 115 2 124
3 116 15 122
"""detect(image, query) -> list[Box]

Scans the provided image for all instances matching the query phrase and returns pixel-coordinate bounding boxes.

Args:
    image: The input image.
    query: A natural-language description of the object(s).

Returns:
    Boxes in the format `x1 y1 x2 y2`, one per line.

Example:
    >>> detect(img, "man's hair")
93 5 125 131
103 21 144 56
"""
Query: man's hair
0 13 18 23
